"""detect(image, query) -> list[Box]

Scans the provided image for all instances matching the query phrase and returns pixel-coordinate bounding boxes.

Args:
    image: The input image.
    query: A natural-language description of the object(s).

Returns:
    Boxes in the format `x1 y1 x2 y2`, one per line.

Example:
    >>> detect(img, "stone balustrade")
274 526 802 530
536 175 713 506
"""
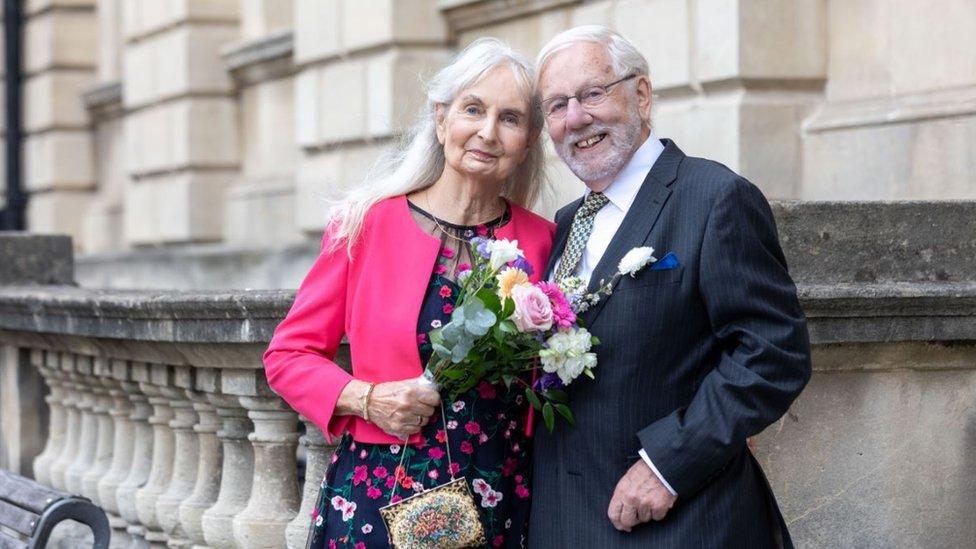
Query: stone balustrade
0 287 330 548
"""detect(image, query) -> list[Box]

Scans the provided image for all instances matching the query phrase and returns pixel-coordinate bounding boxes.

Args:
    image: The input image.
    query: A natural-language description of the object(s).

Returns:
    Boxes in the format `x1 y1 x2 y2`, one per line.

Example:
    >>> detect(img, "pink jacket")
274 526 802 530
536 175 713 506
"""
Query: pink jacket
264 195 555 444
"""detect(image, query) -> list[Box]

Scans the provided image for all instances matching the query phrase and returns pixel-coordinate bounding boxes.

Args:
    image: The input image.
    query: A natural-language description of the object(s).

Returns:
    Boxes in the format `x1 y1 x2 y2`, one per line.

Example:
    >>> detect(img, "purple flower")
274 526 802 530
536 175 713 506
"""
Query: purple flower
510 256 535 276
471 237 491 259
533 372 565 391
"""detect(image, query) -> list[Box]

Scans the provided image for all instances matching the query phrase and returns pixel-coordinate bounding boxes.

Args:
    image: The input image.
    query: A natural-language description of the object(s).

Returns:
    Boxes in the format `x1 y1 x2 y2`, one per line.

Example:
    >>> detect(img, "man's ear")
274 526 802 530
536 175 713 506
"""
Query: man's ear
635 75 653 122
435 104 447 145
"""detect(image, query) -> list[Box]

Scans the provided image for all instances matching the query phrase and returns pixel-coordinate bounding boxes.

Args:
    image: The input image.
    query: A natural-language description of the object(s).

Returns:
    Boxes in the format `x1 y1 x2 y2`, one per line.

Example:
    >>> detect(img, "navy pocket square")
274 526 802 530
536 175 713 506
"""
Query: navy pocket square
650 252 680 270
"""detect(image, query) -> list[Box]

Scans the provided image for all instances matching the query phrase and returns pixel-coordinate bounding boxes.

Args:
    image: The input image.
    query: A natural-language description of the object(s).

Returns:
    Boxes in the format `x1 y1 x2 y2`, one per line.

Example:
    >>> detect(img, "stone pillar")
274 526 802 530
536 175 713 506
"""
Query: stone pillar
232 396 300 549
97 360 137 547
22 0 98 243
135 367 176 547
120 0 241 246
201 393 254 549
286 419 332 549
117 363 155 548
49 353 81 491
65 355 99 495
155 368 200 543
177 369 223 546
30 351 65 485
82 358 117 503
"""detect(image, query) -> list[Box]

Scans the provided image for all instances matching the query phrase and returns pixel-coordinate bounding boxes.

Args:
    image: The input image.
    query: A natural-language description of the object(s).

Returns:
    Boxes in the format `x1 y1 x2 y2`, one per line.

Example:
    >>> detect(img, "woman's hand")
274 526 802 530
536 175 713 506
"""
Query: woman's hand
367 380 441 437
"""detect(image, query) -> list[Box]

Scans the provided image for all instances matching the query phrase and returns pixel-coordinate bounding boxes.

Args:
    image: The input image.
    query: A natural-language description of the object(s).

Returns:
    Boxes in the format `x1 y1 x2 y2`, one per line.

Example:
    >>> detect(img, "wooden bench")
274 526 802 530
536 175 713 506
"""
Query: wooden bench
0 470 109 549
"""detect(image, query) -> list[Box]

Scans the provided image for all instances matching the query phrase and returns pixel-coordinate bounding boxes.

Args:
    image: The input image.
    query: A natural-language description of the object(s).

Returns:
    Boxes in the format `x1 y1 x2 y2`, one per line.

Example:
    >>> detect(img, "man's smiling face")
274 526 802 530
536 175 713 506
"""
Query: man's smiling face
538 41 650 190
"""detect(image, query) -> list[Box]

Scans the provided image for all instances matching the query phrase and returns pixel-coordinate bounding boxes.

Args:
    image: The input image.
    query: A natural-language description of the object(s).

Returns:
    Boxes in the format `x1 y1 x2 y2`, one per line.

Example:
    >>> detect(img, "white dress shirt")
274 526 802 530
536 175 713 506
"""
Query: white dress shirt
554 131 679 496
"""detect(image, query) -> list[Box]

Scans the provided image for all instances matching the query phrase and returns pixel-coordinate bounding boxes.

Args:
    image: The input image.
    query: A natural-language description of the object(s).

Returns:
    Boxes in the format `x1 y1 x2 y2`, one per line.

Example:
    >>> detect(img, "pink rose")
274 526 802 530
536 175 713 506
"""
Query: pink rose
510 284 554 333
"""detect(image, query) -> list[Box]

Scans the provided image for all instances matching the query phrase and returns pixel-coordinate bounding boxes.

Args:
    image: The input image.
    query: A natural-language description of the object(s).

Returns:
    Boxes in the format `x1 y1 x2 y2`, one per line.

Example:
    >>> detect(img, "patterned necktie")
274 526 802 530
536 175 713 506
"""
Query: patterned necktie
554 191 609 282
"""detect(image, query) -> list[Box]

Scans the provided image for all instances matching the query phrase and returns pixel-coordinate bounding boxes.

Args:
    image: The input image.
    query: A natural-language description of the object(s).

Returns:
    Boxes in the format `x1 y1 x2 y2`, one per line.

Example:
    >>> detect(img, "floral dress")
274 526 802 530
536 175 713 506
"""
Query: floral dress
307 202 533 549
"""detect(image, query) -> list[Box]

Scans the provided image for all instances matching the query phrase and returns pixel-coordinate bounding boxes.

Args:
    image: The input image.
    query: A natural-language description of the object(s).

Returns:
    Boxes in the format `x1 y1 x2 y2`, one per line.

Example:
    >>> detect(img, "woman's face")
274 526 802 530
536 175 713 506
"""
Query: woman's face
436 66 534 185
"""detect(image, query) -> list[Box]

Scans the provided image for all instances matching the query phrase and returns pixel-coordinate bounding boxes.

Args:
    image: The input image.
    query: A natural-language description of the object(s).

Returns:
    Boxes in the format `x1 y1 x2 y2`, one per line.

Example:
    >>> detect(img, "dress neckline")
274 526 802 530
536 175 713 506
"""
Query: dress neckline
406 199 510 231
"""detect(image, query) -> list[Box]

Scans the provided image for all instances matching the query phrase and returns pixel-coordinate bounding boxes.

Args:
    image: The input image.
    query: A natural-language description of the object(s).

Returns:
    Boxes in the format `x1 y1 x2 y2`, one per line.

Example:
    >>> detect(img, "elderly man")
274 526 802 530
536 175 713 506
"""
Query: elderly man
529 26 811 548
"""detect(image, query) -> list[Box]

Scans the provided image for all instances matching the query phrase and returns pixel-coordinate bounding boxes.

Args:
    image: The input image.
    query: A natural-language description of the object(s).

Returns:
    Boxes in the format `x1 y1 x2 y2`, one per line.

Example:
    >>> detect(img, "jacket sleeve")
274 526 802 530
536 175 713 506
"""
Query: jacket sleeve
637 177 812 498
263 227 357 442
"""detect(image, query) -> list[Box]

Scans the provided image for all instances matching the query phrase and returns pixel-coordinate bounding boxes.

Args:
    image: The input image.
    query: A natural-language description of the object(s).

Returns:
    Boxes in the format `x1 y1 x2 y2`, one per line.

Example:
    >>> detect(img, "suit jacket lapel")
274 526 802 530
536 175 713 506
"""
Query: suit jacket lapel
581 139 685 325
543 196 584 280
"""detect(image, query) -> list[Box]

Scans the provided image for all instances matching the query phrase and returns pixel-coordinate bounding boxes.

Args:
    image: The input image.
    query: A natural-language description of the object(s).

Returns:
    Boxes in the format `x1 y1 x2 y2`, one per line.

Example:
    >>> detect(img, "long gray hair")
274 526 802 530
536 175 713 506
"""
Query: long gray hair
326 38 547 254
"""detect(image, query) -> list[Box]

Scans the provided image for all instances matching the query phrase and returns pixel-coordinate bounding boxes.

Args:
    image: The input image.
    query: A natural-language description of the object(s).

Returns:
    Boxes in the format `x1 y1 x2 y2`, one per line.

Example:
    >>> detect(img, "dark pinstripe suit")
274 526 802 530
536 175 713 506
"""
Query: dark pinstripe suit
529 140 811 548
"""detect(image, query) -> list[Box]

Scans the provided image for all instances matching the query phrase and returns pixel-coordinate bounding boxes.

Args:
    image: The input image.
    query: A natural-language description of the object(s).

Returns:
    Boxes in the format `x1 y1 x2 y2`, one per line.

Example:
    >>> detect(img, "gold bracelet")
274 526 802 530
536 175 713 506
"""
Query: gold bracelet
362 383 376 422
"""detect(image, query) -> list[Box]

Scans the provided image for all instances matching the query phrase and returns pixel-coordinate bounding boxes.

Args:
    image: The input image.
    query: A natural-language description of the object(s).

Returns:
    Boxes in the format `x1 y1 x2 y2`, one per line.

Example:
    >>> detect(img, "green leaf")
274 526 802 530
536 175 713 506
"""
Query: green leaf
553 404 575 426
544 389 569 404
439 368 466 380
475 288 502 314
591 335 601 345
524 387 543 411
542 402 555 432
501 295 515 318
498 320 517 333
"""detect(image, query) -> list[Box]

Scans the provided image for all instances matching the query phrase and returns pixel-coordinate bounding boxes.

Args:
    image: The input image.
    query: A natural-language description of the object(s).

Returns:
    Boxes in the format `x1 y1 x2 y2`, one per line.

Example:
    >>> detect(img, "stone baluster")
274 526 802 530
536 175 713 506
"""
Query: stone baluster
286 419 333 548
65 354 98 495
97 360 136 547
49 352 81 491
82 358 117 503
201 394 254 549
32 350 67 486
136 364 176 548
156 368 200 546
117 363 155 548
177 369 222 547
232 396 301 549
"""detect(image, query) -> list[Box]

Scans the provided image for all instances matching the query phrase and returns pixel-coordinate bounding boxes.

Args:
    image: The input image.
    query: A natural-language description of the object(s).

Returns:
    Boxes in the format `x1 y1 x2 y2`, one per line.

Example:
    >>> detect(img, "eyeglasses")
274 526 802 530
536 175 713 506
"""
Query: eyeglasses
541 74 638 120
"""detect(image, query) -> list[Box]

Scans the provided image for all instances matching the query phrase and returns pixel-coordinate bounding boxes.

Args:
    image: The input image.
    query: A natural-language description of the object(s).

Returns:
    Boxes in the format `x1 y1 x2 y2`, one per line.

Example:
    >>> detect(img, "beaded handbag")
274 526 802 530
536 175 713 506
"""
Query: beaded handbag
379 402 486 548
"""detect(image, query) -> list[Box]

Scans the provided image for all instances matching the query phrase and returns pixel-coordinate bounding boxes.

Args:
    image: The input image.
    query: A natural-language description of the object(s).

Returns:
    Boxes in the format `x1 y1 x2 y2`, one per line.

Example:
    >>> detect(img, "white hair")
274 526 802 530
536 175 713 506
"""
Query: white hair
536 25 649 79
326 38 546 255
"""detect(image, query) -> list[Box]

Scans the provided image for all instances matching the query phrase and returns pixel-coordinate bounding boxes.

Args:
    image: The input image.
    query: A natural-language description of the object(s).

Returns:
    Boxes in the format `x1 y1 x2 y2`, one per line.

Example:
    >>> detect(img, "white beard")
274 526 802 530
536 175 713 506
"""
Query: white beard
555 114 643 184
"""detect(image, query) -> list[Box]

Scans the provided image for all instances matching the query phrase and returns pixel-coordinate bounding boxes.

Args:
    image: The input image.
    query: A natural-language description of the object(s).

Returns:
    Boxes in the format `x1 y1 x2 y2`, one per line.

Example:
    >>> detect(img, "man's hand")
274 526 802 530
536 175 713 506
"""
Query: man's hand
607 459 677 532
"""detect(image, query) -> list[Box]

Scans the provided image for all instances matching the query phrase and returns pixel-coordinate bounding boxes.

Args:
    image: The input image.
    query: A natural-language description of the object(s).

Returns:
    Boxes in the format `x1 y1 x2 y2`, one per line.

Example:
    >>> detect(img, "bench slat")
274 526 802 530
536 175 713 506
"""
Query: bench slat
0 470 62 514
0 532 29 549
0 501 35 538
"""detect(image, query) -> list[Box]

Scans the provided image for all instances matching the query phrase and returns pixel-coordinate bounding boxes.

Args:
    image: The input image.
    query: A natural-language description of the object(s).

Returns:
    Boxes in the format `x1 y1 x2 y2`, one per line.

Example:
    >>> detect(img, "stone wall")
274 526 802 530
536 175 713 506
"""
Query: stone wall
1 0 972 262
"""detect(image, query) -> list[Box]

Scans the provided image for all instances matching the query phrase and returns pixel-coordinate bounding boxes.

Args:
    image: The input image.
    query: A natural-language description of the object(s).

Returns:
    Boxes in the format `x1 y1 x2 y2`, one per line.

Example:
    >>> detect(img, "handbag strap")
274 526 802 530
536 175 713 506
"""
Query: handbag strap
387 400 455 505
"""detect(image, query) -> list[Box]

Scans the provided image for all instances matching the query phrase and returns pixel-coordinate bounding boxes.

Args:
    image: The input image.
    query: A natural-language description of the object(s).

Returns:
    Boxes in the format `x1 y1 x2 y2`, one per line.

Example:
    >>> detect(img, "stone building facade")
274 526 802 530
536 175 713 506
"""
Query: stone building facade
3 0 975 274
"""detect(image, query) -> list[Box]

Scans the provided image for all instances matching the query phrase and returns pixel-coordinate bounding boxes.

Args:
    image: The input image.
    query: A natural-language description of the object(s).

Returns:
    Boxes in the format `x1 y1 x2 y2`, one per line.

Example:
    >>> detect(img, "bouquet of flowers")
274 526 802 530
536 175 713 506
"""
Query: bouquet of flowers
422 236 657 432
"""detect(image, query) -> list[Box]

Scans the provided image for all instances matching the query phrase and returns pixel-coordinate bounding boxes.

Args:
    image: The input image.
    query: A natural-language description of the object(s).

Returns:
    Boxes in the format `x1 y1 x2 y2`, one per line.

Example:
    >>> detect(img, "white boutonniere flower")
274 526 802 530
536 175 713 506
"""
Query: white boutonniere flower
618 246 657 277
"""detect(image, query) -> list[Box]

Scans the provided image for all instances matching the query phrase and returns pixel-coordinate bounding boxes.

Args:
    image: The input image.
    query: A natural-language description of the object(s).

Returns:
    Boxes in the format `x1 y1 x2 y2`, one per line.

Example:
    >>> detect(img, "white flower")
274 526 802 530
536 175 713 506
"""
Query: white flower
390 444 401 455
341 501 356 522
540 327 598 385
430 319 442 329
452 401 465 412
362 523 373 534
618 246 656 277
481 489 503 508
472 478 490 496
489 239 522 270
330 495 347 511
447 420 458 429
315 515 324 527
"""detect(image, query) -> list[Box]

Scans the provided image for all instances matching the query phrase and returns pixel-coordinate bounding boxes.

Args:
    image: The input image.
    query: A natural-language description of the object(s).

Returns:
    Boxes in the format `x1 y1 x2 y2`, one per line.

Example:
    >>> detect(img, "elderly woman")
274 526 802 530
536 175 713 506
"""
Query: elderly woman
264 38 554 548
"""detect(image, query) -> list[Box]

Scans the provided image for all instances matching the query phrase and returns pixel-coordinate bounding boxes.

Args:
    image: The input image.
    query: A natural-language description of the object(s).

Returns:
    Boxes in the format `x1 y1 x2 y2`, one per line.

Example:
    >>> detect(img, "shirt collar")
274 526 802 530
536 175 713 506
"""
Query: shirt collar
599 131 665 214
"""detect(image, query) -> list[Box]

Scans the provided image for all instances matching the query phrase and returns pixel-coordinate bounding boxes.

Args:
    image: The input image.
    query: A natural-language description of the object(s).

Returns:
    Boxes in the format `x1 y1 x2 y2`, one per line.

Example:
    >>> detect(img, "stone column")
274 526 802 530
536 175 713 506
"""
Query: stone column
177 370 223 546
232 396 300 549
155 369 200 543
286 419 332 549
82 358 117 503
65 355 99 495
49 352 82 491
98 361 136 546
135 367 176 547
117 363 155 548
201 394 254 549
31 351 67 486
